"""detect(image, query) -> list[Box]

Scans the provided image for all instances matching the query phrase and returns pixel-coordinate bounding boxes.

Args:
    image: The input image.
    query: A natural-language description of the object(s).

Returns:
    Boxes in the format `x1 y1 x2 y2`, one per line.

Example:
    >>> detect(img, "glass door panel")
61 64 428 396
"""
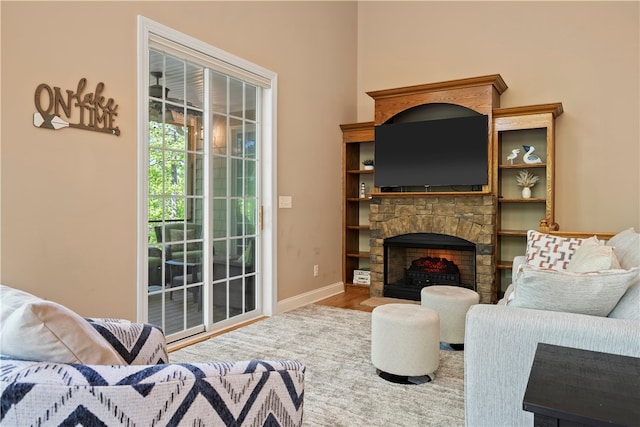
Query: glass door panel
147 50 205 340
146 49 260 340
209 74 259 324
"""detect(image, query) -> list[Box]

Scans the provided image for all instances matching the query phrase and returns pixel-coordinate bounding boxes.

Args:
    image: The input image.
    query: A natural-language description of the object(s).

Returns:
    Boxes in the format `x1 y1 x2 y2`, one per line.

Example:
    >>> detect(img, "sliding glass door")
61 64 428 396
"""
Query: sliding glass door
145 48 260 342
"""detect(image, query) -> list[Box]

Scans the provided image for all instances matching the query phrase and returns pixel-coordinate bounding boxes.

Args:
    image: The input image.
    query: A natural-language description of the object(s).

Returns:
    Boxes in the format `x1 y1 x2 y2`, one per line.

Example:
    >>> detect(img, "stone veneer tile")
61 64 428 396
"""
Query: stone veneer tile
432 216 447 233
434 203 456 216
444 217 460 236
395 204 416 216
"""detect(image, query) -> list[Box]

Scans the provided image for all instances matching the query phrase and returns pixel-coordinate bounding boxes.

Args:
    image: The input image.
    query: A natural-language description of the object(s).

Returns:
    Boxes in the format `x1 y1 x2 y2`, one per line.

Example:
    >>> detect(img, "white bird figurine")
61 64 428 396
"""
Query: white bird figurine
522 145 542 164
506 148 520 165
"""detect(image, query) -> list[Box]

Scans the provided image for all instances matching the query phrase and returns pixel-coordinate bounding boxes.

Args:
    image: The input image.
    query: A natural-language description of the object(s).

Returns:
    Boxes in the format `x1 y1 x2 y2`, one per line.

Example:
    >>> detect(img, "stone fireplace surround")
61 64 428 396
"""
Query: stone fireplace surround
369 194 496 303
354 75 512 304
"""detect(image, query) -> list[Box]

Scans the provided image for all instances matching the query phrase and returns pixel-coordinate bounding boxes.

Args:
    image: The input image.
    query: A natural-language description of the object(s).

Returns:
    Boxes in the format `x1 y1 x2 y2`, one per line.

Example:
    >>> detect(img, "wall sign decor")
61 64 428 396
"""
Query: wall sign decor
33 78 120 136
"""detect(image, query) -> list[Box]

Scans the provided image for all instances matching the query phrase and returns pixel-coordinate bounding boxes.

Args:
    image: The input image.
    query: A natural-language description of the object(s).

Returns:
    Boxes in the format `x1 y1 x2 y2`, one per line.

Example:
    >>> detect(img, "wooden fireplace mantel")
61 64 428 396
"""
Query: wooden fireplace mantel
367 74 508 125
370 191 491 198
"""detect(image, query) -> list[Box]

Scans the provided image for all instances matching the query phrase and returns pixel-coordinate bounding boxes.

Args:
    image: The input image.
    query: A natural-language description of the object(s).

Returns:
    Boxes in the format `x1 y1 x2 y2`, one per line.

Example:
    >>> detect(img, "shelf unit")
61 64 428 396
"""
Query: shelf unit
340 121 375 286
493 103 563 295
339 76 563 300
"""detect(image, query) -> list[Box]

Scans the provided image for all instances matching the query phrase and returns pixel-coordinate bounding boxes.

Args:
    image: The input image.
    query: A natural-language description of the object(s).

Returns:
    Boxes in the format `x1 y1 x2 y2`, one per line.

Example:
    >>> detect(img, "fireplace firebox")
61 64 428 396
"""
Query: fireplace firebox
383 233 476 301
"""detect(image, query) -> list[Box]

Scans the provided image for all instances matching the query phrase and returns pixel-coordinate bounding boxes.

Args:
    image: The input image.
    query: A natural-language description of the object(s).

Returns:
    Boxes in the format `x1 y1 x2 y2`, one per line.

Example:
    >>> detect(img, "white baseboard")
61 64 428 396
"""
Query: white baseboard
277 281 344 314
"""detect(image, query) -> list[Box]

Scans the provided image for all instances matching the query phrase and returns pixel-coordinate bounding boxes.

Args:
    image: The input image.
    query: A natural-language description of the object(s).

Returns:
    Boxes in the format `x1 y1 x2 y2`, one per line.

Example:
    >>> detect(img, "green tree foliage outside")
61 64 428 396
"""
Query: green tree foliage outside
148 121 189 243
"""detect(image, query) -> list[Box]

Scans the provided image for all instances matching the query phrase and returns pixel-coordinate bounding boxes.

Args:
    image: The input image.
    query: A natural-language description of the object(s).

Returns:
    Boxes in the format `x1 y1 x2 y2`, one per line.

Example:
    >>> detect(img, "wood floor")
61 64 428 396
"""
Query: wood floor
316 285 373 312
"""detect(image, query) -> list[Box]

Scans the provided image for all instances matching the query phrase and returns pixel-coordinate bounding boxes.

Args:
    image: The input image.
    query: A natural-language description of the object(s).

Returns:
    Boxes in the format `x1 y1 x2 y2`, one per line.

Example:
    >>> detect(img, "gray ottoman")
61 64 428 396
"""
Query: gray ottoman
371 303 440 383
421 285 479 349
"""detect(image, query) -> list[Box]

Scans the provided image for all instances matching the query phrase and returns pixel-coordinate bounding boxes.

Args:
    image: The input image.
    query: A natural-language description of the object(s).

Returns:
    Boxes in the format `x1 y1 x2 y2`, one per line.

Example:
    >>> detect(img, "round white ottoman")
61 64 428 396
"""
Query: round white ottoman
371 303 440 382
421 285 479 348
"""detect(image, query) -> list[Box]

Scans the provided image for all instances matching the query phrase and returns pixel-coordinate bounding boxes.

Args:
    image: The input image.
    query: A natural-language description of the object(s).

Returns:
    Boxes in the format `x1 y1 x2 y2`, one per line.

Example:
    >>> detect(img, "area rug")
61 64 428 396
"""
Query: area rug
360 296 420 308
170 304 465 426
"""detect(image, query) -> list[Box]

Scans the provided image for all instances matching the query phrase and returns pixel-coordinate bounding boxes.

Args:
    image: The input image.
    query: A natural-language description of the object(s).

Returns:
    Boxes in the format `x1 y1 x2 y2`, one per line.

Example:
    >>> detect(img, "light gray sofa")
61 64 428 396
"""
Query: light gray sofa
464 229 640 427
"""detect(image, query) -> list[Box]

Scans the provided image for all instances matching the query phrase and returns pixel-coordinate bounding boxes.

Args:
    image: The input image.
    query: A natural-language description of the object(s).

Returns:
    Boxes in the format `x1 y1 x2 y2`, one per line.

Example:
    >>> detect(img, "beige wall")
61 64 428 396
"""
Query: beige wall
0 1 357 318
357 1 639 232
1 1 638 319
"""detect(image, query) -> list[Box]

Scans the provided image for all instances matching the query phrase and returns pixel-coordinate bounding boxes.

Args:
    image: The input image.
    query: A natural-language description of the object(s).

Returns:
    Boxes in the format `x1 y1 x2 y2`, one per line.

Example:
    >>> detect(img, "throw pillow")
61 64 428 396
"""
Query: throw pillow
567 240 621 273
606 227 639 270
525 230 598 270
607 277 640 321
0 285 124 364
509 265 638 317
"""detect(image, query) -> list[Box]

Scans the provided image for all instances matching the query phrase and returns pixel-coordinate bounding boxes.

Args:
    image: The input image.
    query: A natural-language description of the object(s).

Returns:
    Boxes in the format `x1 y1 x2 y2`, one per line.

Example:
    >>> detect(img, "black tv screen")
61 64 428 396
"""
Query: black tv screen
374 115 489 189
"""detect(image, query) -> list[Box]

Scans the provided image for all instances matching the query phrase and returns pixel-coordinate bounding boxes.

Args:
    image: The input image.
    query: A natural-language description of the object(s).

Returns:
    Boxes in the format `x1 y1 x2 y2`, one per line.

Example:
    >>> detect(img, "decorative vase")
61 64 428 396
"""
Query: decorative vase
364 165 374 170
522 187 532 199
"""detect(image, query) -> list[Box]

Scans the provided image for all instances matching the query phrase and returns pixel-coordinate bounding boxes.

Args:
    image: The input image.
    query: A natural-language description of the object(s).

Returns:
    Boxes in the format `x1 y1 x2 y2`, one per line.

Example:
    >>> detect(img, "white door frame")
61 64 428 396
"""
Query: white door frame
136 15 278 325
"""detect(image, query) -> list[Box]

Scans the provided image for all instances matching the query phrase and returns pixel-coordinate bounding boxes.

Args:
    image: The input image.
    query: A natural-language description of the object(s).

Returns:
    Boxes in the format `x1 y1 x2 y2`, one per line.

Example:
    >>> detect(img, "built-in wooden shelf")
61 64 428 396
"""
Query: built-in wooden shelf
499 198 546 203
346 225 370 231
498 230 529 237
341 121 375 287
347 169 375 174
497 261 514 270
341 78 567 301
499 163 546 169
493 103 564 119
346 251 370 259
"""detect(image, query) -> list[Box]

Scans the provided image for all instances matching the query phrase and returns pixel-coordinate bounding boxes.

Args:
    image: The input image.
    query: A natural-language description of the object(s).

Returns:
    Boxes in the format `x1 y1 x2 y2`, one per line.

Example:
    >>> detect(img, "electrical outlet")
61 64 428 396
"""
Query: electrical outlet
313 265 319 277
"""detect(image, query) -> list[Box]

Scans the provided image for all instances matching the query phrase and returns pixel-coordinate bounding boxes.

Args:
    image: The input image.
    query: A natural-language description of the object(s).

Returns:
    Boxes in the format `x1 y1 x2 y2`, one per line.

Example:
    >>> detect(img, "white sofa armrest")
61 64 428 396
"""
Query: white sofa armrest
464 304 640 427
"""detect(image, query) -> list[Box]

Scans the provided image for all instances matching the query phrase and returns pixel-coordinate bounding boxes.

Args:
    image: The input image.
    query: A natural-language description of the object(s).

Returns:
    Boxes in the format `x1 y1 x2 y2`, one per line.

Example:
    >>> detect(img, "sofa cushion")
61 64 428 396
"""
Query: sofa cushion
567 240 620 273
607 227 639 270
525 230 598 270
607 268 640 321
0 285 124 364
510 265 638 317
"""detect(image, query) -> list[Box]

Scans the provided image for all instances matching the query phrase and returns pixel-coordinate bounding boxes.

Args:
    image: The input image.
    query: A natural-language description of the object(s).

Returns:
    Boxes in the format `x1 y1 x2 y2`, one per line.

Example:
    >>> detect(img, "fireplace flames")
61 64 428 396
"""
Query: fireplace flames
405 256 461 288
409 256 460 275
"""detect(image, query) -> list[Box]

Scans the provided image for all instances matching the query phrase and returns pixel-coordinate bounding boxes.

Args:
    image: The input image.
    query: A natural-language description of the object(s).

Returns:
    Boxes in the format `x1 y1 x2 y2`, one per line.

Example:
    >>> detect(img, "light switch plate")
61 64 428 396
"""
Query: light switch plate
279 196 292 209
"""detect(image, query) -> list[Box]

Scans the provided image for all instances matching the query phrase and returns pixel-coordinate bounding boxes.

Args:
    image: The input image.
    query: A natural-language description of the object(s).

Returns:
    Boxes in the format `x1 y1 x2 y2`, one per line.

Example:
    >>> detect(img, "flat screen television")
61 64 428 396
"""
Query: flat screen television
374 114 489 190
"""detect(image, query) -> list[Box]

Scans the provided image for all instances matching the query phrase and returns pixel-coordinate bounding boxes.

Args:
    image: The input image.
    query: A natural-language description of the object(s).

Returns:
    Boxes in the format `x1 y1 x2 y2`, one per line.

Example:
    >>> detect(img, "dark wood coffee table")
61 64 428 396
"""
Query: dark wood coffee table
523 343 640 427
